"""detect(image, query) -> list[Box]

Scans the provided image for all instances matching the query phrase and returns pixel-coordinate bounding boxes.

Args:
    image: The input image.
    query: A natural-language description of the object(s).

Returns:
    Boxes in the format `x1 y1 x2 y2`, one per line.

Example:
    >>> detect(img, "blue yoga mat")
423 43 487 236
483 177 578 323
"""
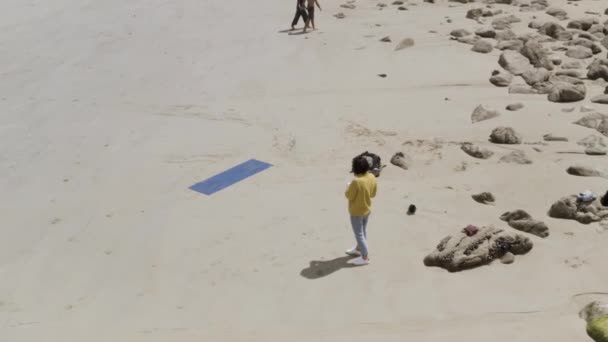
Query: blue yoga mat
190 159 272 195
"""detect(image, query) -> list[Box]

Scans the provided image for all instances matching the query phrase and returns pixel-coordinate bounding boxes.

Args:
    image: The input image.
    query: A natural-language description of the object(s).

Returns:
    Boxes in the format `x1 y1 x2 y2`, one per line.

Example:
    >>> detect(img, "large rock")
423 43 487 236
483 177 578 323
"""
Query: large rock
578 135 606 148
475 28 497 39
472 40 494 53
450 29 471 38
548 82 586 102
499 50 533 75
546 7 568 20
521 40 554 70
568 18 598 31
565 38 603 55
499 150 532 164
566 46 594 59
423 226 533 272
490 127 522 144
497 39 524 51
490 70 513 87
522 68 550 85
549 195 608 224
461 143 494 159
566 165 608 178
539 22 566 39
573 113 608 129
588 59 608 81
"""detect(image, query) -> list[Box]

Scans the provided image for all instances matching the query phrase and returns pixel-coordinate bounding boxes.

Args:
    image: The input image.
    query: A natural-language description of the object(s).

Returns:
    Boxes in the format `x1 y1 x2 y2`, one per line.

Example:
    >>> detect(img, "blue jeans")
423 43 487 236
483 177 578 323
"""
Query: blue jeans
350 215 369 258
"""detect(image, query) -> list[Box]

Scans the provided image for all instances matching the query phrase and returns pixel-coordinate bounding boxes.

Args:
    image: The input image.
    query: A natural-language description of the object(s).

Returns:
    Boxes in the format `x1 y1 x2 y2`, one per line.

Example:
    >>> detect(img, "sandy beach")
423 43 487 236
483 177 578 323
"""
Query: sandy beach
2 0 608 340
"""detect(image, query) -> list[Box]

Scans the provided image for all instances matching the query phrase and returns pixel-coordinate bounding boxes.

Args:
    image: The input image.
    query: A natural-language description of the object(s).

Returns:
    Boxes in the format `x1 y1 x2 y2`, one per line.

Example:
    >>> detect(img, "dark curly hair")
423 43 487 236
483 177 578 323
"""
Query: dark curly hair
351 156 370 175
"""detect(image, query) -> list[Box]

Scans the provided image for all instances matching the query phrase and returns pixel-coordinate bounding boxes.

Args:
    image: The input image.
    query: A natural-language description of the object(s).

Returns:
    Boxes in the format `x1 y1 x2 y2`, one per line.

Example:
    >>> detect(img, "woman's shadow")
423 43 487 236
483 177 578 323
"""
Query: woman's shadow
300 256 357 279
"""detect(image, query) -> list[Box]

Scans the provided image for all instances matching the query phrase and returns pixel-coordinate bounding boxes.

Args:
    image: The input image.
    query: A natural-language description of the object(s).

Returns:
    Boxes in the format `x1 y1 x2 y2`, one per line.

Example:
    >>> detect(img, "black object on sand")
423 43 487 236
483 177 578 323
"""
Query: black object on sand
407 204 416 215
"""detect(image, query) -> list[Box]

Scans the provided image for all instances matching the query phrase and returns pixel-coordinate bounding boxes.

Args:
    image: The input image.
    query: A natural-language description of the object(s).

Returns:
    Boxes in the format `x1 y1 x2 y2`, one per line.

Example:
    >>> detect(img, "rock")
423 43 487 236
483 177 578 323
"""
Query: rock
581 105 595 113
602 36 608 50
509 84 538 94
605 86 608 95
549 195 608 224
573 113 608 129
508 219 550 238
566 165 608 178
500 252 515 264
466 8 483 20
499 150 532 164
585 147 607 155
340 3 356 9
546 7 568 20
495 29 517 41
423 226 533 272
556 70 585 78
522 68 550 86
565 38 603 54
543 134 568 142
471 105 500 123
450 29 471 38
475 28 496 38
334 12 346 19
461 143 493 160
497 40 524 51
490 70 513 87
539 22 566 39
506 103 524 111
578 135 606 148
591 95 608 104
562 61 582 69
587 59 608 81
490 127 522 144
566 46 593 59
380 36 391 42
529 20 543 30
392 0 404 4
520 40 553 71
533 81 555 94
472 192 495 204
492 15 521 30
568 18 598 31
390 152 410 170
472 40 494 53
457 36 479 45
499 50 533 75
398 6 407 11
552 58 562 66
395 38 415 50
548 82 586 102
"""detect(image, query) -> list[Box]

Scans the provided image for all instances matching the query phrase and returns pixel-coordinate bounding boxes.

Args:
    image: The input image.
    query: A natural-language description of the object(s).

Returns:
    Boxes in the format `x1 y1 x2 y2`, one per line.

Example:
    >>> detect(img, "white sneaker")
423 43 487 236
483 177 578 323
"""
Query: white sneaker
351 257 370 266
345 248 361 256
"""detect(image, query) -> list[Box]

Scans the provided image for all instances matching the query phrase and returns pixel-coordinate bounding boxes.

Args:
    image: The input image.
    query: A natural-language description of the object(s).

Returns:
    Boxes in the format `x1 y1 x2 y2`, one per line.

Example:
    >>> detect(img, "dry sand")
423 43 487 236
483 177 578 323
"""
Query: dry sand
2 0 608 341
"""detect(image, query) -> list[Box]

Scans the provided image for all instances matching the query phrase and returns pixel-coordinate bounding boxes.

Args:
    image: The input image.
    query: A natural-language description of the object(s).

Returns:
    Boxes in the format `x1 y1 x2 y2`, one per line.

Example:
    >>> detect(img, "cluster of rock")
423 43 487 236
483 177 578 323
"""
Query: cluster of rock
548 195 608 224
449 3 608 103
423 225 533 272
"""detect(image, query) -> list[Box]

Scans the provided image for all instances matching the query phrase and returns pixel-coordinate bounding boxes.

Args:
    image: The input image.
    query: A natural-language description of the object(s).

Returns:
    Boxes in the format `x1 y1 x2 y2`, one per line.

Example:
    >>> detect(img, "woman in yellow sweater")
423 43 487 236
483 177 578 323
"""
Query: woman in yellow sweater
345 156 377 266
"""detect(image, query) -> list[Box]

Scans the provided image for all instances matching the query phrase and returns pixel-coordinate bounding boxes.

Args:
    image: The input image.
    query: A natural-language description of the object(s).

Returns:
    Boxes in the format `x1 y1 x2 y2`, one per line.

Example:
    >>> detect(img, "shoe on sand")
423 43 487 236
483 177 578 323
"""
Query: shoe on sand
345 248 361 256
351 257 370 266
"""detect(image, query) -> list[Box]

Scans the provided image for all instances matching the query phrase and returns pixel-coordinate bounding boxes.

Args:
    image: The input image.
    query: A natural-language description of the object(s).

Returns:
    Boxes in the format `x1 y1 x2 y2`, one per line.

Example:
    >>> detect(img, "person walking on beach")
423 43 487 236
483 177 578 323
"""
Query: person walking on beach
304 0 322 32
345 156 377 266
291 0 308 31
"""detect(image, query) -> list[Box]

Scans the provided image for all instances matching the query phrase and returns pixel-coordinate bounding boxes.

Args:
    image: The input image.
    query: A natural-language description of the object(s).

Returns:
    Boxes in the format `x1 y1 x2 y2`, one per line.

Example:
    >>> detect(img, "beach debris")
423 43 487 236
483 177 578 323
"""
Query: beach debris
423 225 533 272
499 150 532 164
490 126 522 144
377 74 387 78
380 36 391 42
461 143 494 159
390 152 410 170
471 105 500 123
490 70 513 87
407 204 416 215
506 102 524 111
472 192 495 204
395 38 415 51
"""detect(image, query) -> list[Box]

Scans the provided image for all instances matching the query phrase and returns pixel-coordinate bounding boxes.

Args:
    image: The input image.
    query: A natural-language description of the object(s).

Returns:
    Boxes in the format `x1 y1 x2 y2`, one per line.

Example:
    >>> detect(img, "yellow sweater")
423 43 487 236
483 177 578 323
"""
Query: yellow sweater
345 172 377 216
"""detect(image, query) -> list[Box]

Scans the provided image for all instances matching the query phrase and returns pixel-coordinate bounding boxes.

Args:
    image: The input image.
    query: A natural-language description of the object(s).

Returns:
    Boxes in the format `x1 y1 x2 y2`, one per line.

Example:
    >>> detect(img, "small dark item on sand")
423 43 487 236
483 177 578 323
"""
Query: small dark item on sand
463 224 479 236
377 74 387 78
601 191 608 207
407 204 417 215
354 151 385 177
